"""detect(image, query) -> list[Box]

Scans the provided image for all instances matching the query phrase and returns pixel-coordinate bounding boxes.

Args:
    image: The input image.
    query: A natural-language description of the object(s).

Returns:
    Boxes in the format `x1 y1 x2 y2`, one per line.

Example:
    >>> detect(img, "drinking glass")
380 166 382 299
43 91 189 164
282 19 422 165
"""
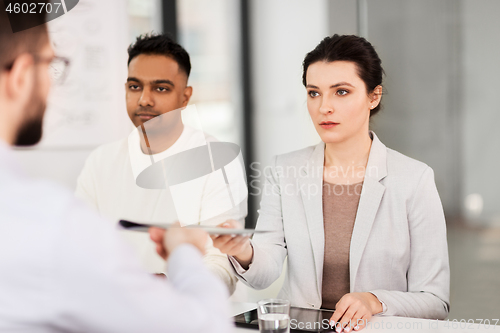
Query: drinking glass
257 299 291 333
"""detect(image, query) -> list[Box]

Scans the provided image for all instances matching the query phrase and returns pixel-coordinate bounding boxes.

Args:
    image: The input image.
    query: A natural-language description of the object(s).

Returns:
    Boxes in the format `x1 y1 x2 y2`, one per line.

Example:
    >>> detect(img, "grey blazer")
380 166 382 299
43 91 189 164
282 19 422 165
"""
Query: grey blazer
231 132 450 319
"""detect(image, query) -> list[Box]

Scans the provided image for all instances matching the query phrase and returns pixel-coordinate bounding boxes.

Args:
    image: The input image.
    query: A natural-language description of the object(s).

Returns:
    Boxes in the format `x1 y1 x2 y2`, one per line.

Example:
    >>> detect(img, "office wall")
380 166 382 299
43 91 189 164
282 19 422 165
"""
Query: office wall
329 0 463 218
249 0 325 189
461 0 500 226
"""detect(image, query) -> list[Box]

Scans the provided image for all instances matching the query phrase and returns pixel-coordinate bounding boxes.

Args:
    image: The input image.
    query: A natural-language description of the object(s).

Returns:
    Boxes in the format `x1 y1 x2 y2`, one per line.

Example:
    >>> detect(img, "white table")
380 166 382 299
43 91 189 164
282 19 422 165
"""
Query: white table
230 303 499 332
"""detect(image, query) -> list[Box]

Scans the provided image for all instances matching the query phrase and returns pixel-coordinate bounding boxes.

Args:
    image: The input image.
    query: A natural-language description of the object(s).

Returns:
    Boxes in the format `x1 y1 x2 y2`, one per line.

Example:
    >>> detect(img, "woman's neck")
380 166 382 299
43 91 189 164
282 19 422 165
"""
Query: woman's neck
324 131 372 168
323 131 372 184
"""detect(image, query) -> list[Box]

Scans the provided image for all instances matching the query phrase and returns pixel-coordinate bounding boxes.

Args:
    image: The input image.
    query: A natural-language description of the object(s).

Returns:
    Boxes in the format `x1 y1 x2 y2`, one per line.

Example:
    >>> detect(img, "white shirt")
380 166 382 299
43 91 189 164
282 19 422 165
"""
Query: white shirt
75 125 247 293
0 140 233 332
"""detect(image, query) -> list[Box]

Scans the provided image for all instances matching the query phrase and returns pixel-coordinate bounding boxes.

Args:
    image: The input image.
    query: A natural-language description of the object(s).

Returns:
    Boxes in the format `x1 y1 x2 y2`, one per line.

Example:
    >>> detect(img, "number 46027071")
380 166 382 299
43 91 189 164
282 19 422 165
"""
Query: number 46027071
5 2 62 14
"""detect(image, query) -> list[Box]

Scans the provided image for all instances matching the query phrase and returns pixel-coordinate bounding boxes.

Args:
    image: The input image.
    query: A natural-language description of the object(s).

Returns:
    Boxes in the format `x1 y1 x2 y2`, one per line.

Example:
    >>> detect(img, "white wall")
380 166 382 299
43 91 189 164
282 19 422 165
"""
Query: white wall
461 0 500 226
249 0 326 193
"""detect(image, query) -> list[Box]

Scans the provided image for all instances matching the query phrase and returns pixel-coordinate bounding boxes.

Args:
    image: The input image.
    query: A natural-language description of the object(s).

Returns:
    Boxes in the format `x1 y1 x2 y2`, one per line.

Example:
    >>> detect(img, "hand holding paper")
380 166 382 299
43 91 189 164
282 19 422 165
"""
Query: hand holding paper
149 222 208 260
210 219 254 270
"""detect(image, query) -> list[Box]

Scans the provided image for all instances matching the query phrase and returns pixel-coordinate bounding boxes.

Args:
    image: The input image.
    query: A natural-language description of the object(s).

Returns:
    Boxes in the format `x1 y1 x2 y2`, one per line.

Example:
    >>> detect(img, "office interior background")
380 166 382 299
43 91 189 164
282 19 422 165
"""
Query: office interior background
12 0 500 321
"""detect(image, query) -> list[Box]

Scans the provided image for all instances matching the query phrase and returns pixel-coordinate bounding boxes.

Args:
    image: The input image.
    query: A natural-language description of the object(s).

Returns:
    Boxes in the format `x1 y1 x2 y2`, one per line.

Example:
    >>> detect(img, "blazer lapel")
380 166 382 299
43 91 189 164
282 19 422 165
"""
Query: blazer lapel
298 142 325 299
349 132 388 290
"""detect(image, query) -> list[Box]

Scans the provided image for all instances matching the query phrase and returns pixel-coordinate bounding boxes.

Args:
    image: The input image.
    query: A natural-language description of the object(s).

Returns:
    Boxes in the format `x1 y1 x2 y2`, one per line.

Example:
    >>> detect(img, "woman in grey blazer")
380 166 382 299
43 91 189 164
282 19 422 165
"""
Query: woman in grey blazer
213 35 450 331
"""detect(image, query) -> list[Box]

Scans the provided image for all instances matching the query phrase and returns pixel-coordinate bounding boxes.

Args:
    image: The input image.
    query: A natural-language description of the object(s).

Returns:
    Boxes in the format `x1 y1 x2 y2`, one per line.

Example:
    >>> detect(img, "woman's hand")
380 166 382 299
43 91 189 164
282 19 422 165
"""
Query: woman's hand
329 292 383 332
210 220 254 269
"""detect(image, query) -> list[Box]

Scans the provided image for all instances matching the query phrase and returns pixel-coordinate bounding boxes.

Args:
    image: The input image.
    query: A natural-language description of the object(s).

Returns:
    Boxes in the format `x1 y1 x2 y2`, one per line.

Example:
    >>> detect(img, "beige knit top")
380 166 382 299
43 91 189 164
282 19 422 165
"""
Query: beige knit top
321 180 363 310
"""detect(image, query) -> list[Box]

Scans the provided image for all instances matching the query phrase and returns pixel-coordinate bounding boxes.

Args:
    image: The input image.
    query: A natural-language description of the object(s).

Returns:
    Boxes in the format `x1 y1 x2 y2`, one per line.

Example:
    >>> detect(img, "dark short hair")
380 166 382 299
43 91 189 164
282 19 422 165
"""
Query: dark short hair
0 0 49 70
127 33 191 77
302 34 384 117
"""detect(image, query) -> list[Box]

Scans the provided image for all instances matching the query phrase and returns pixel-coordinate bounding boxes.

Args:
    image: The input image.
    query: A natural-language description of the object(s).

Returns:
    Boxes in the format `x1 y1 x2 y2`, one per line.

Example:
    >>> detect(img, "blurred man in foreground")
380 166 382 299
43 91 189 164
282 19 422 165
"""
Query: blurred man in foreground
0 3 231 332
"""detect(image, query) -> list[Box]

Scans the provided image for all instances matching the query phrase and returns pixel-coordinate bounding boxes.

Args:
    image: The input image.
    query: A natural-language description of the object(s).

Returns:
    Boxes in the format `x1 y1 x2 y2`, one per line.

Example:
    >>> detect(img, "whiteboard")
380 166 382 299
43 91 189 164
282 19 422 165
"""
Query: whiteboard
40 0 132 148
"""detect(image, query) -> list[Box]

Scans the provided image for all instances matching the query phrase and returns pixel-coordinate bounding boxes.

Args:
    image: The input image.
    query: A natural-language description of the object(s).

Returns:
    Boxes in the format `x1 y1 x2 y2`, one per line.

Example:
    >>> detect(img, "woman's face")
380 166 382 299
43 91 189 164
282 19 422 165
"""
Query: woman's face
306 60 380 144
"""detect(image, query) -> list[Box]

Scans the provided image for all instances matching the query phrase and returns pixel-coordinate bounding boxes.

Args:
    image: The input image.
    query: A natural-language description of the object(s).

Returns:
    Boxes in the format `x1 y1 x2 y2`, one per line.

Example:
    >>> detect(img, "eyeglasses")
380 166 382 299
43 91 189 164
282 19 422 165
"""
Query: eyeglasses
3 54 71 85
43 56 70 84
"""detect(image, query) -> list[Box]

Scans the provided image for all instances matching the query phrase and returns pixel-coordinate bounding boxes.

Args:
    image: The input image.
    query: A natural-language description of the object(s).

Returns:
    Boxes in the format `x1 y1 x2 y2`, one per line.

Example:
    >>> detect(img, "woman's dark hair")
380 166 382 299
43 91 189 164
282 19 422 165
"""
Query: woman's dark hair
127 33 191 77
302 34 384 117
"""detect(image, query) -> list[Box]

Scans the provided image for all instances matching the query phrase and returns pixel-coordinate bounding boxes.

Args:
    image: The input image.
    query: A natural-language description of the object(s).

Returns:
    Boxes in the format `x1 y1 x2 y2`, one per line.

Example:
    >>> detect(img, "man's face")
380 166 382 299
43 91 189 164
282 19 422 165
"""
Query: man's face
15 42 54 146
125 54 192 134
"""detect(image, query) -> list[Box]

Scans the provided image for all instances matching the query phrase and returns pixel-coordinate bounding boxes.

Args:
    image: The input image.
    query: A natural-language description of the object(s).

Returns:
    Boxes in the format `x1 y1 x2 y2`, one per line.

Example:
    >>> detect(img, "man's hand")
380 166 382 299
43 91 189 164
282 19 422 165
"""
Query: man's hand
210 220 253 269
329 292 383 332
149 222 208 260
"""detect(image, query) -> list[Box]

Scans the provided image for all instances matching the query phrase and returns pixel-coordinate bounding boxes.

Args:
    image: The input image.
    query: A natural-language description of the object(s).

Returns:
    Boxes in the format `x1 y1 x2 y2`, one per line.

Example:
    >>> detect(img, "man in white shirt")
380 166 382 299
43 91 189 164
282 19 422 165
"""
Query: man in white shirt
0 5 232 332
75 33 246 293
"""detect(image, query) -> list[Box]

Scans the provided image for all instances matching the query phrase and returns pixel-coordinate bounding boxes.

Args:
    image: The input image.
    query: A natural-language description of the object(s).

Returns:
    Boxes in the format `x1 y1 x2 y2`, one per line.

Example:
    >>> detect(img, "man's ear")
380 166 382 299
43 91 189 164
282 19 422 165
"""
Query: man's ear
182 86 193 107
5 54 35 103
